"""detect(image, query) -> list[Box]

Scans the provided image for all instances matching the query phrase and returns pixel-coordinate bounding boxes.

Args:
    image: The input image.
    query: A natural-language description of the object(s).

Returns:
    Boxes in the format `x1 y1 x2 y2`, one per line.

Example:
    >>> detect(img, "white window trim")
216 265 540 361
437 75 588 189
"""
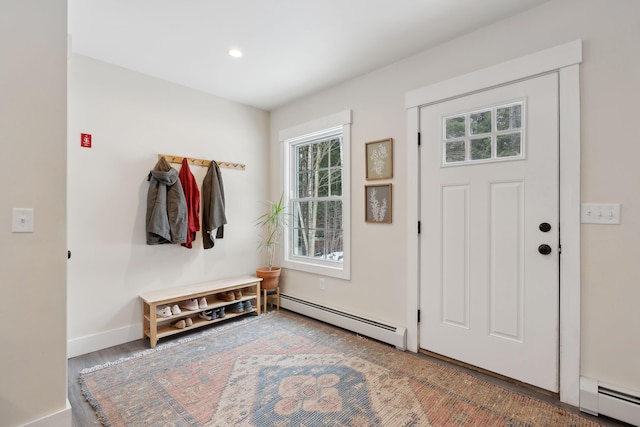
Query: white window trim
280 110 351 280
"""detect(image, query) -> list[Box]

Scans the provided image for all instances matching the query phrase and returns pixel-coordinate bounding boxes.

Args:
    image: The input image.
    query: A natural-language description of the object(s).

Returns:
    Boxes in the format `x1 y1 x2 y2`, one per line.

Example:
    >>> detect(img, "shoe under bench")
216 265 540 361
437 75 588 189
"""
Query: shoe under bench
139 275 262 348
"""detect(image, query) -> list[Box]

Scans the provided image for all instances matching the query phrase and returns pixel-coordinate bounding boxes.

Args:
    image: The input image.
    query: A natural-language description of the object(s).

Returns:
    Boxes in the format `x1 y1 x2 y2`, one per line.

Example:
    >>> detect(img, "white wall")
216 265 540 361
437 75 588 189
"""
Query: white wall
271 0 640 394
67 55 270 356
0 1 69 426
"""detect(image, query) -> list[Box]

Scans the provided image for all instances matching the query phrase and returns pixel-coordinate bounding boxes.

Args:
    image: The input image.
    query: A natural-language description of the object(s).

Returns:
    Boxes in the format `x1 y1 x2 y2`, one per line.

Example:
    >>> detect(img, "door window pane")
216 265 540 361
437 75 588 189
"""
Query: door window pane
442 100 524 165
470 111 492 135
445 116 465 139
497 104 522 131
497 133 522 157
471 137 491 160
445 141 466 163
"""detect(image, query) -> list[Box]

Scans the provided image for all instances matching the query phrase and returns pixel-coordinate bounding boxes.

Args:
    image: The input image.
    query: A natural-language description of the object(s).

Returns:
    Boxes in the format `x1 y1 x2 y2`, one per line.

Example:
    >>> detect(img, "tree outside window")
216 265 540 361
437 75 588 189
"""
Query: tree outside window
292 136 343 262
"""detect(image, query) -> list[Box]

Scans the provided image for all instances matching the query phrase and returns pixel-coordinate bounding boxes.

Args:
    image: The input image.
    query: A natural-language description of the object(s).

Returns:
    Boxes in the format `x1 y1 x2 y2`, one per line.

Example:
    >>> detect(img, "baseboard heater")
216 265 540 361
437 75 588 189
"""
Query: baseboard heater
580 376 640 425
280 294 407 350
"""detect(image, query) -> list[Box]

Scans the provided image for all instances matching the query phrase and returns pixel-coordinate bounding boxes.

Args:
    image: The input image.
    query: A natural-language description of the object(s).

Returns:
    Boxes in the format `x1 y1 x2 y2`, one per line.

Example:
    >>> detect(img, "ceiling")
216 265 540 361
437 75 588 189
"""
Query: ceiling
68 0 550 111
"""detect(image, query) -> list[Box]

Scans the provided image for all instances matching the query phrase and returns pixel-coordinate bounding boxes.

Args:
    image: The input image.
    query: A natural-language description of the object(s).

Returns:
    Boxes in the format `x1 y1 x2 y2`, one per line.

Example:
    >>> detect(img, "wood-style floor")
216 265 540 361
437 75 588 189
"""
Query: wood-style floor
68 311 631 427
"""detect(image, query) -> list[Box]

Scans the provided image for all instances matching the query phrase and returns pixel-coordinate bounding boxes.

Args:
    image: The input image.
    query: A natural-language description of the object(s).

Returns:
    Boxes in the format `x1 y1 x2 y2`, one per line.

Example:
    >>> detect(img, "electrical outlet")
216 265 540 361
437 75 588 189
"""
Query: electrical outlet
319 279 326 290
581 203 621 225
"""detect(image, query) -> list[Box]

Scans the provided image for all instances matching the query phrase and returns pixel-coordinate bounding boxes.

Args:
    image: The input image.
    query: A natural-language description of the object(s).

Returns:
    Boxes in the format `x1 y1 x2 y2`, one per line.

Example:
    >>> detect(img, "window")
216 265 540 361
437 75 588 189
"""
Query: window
443 100 524 165
281 110 351 279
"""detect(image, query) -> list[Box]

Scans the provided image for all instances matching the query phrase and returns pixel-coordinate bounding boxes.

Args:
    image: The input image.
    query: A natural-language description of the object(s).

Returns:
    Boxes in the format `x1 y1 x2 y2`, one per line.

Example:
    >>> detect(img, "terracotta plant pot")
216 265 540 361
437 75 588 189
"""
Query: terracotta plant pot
256 267 281 291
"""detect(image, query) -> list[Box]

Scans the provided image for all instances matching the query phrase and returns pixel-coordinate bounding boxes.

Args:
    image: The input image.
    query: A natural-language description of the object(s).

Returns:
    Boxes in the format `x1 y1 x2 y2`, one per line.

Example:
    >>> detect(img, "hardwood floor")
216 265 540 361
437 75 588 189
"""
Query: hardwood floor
68 312 631 427
69 338 149 426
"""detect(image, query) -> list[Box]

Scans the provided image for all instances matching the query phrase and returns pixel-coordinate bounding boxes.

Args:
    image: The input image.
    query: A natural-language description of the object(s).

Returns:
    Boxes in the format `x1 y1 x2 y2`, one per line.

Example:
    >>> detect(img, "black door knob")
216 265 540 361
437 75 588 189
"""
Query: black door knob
538 244 552 255
539 222 551 232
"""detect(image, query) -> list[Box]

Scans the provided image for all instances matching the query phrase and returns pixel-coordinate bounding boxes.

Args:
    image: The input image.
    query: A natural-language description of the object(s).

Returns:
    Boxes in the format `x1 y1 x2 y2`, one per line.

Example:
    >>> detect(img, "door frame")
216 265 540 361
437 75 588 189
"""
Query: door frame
405 40 582 406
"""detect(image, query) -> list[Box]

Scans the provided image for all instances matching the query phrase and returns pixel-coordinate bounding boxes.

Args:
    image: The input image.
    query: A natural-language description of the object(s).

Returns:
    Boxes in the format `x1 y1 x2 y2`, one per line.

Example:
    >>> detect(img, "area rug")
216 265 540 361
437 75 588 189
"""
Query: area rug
80 311 599 426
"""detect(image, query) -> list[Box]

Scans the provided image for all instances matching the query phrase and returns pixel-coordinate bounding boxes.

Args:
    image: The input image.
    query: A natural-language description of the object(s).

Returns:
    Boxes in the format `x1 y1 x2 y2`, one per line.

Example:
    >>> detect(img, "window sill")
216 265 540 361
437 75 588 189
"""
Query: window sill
282 257 350 280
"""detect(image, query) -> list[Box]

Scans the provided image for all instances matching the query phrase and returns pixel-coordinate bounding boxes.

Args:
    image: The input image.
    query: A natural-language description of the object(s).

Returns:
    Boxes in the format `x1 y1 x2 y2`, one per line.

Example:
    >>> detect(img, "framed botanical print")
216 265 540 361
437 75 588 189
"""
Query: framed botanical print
365 184 392 223
365 138 393 180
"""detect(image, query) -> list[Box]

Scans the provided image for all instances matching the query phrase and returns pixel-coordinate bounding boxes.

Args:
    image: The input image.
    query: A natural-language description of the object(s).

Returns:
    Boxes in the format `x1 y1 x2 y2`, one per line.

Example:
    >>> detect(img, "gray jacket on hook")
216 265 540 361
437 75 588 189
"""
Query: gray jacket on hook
202 160 227 249
146 157 188 245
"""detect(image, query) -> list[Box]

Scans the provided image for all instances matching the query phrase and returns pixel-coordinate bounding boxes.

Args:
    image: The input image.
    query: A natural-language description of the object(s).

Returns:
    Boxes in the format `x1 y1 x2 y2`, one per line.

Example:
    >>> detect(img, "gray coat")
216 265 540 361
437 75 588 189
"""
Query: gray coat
202 161 227 249
146 157 187 245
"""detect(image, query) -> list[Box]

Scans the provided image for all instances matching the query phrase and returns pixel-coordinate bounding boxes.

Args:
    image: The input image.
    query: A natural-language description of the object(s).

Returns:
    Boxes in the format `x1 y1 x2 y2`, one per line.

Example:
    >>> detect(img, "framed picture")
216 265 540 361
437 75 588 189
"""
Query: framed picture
365 184 392 223
365 138 393 180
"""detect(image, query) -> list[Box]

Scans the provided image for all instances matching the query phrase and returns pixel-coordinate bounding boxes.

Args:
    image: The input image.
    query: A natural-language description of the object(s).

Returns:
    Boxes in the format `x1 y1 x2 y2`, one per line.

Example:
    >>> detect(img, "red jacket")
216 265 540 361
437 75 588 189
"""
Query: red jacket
178 158 200 248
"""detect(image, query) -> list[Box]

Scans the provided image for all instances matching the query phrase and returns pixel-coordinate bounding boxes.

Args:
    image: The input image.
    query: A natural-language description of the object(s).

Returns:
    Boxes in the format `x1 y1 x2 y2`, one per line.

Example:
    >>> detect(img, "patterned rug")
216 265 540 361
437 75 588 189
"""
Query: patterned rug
80 311 599 426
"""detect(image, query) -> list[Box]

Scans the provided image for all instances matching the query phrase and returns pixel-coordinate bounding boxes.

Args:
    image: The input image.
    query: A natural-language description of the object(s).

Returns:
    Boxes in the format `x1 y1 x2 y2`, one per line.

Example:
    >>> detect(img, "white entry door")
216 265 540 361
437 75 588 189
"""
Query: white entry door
419 73 559 392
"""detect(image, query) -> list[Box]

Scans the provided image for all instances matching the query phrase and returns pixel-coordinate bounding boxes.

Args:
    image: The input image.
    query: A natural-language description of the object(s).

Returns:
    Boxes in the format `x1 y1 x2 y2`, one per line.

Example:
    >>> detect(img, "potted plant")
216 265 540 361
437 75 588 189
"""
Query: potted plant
256 193 287 290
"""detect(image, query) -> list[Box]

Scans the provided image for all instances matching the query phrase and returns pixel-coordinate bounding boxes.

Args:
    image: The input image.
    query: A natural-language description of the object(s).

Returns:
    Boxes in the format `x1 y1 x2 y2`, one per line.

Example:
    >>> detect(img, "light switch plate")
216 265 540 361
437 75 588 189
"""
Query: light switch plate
581 203 620 225
12 208 34 233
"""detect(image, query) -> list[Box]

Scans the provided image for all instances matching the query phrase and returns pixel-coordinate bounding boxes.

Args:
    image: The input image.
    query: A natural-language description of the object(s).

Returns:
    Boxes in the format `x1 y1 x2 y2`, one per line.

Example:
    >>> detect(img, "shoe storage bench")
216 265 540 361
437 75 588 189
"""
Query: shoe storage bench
139 275 262 348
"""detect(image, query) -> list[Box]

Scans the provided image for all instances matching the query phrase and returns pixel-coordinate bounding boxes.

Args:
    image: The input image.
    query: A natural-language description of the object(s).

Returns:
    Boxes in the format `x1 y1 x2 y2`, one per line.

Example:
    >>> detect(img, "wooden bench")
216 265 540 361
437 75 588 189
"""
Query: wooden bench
139 275 262 347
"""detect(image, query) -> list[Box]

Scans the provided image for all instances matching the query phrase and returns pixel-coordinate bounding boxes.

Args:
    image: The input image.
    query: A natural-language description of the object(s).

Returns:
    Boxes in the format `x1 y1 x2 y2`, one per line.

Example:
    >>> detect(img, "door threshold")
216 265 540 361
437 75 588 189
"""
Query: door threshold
419 349 560 400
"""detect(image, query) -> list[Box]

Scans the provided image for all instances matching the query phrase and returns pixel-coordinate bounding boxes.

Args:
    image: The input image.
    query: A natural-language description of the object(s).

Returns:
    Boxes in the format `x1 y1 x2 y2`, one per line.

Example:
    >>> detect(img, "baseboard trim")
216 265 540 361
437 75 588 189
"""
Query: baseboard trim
20 399 71 427
68 324 141 358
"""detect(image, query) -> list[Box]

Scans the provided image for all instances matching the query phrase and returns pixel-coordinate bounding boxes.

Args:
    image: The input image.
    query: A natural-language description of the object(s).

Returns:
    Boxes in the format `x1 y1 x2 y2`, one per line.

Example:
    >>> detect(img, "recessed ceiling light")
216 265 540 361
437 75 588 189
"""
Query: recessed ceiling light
228 49 243 58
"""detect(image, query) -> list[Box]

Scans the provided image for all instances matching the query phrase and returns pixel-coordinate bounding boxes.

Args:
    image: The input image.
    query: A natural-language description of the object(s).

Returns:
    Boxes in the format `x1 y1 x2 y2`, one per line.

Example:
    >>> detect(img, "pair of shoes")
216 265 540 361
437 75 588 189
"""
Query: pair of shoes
179 297 207 311
218 292 235 302
156 304 182 317
172 318 193 329
234 290 242 299
228 300 254 313
228 302 244 313
199 309 217 321
198 307 227 321
156 306 172 317
180 299 198 310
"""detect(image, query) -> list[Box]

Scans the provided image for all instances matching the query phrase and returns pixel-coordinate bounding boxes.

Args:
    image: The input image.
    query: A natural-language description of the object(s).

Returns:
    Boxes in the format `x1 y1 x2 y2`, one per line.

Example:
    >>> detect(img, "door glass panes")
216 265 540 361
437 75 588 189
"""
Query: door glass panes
445 116 465 138
471 137 491 160
442 100 524 165
497 104 522 131
470 111 491 135
445 141 465 163
497 133 521 157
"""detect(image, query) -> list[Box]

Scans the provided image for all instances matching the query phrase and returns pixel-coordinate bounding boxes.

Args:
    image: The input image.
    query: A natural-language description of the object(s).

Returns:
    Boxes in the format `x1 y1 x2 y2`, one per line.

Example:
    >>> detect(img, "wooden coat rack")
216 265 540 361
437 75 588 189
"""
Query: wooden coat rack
159 154 245 170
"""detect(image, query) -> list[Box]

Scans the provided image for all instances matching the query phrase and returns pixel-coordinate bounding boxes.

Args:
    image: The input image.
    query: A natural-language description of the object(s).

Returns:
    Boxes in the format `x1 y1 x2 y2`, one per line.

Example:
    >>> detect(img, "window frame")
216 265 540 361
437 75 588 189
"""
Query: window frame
280 110 351 280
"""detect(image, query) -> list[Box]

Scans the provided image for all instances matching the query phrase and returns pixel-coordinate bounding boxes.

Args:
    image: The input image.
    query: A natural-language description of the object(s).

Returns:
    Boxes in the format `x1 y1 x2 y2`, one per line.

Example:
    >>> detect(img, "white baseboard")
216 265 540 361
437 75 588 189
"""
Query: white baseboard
68 323 141 358
20 399 71 427
280 295 407 350
580 376 640 426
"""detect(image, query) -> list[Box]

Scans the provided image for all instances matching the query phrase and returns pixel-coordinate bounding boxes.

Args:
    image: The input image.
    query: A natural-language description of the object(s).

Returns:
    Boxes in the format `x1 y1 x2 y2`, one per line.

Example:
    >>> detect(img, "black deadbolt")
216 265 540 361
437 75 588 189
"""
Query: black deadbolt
538 244 552 255
539 222 551 232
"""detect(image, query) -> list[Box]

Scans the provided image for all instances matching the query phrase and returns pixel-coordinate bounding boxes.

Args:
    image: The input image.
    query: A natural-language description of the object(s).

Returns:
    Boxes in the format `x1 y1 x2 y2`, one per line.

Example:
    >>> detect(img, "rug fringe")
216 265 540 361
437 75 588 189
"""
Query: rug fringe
79 374 112 427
